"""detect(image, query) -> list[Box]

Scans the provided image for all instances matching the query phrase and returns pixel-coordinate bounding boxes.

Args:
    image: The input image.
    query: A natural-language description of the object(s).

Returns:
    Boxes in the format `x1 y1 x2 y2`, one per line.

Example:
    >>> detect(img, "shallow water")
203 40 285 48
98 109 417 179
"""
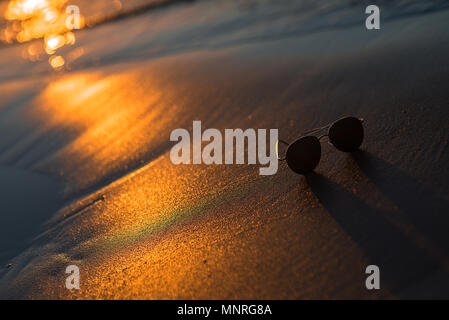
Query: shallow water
1 0 449 80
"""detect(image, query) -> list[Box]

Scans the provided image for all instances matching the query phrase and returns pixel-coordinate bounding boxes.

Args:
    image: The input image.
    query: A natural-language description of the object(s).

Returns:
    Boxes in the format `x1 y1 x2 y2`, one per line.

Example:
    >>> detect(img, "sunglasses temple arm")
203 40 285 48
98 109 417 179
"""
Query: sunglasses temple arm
277 133 328 161
302 123 331 135
303 117 364 135
276 139 289 161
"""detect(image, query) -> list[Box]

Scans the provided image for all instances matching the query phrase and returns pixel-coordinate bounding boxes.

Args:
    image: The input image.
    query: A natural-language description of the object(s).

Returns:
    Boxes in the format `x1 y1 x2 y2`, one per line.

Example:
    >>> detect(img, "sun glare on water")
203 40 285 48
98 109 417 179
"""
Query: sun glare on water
1 0 85 69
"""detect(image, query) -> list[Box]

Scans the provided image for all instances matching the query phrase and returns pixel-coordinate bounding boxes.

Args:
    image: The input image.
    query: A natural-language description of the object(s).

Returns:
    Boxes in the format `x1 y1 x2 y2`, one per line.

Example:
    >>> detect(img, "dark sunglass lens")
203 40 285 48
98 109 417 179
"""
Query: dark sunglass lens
286 136 321 174
328 117 364 152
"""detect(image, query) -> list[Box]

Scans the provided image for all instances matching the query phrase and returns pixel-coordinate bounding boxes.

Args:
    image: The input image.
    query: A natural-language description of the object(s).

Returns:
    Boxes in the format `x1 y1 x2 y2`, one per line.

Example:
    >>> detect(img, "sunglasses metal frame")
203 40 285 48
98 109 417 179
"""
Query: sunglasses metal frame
276 116 364 161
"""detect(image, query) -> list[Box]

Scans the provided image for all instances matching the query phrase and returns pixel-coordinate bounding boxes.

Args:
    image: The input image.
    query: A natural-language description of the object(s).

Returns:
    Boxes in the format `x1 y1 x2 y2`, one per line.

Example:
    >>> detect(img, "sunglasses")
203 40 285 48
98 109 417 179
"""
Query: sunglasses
277 116 364 174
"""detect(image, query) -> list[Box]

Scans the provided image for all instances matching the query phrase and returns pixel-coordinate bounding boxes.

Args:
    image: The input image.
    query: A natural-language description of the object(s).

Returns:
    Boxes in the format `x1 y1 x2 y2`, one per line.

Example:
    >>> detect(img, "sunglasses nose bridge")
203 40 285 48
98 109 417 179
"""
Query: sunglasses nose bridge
318 134 328 141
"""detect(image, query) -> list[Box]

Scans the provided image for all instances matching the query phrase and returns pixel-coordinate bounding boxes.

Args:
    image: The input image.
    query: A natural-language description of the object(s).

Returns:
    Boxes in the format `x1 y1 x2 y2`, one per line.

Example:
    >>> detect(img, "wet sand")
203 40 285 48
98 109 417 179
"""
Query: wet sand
0 166 61 265
0 1 449 299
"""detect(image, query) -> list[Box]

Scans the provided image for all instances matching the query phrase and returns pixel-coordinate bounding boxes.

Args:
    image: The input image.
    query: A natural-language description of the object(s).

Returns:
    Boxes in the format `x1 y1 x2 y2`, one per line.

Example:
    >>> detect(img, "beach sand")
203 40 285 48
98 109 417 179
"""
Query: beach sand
0 0 448 299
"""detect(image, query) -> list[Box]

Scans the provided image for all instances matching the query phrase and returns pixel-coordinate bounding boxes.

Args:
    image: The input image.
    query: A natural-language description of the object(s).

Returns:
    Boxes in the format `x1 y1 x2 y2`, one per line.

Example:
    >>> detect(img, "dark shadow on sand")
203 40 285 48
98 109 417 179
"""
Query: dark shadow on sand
351 151 449 255
305 152 449 297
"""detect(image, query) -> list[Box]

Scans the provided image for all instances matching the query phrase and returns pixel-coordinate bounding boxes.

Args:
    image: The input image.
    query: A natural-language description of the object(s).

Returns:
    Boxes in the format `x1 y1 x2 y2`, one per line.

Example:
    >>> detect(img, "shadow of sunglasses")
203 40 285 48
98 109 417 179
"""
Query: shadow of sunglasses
277 116 364 174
